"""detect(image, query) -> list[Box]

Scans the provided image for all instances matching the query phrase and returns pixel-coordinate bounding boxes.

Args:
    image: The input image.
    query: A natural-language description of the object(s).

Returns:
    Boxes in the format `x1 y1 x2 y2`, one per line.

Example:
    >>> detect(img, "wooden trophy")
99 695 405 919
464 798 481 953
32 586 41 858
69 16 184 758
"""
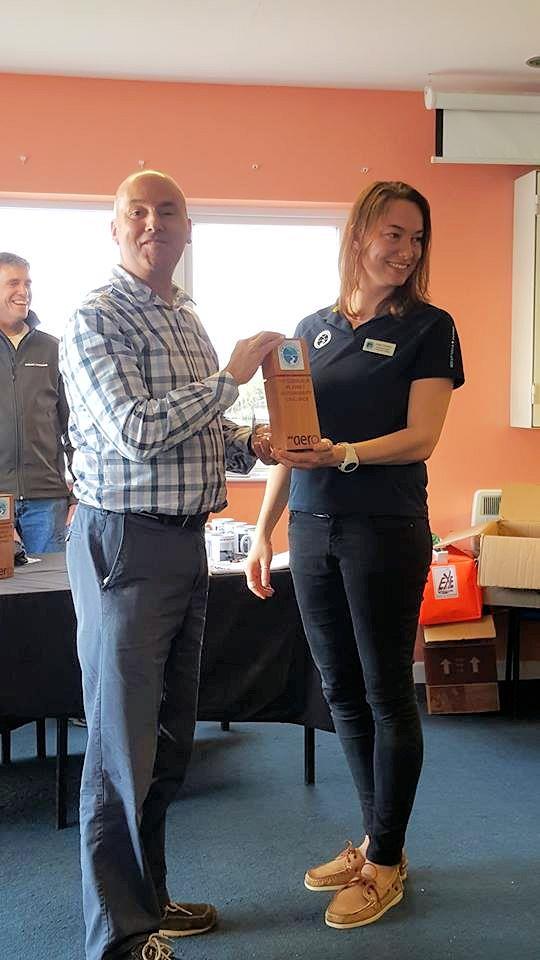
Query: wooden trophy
262 338 321 452
0 494 14 579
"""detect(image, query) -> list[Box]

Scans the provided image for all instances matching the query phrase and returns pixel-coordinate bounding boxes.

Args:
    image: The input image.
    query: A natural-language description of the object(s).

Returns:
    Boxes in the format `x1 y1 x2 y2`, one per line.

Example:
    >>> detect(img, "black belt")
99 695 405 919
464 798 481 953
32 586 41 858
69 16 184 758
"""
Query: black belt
135 511 209 529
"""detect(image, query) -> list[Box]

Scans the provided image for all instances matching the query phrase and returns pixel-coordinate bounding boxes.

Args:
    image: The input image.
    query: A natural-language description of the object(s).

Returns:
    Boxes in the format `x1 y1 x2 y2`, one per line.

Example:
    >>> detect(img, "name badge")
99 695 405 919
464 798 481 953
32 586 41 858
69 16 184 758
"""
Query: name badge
362 338 396 357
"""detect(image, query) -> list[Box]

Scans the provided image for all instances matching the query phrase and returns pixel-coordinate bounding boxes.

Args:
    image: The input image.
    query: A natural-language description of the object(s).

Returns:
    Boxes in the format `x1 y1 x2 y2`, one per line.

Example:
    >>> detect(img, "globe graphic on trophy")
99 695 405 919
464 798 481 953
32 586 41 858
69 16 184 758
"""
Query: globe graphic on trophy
281 344 300 366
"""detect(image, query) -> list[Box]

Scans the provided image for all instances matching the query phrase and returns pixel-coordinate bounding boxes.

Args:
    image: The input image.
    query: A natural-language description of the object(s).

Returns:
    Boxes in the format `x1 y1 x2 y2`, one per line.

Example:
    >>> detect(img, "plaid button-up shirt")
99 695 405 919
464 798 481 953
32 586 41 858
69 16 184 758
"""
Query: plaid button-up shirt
59 266 255 515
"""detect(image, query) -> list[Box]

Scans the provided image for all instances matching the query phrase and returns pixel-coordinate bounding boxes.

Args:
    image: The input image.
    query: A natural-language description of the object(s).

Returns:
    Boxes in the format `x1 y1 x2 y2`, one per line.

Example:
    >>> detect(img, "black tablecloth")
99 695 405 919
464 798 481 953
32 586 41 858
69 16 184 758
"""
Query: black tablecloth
0 555 332 732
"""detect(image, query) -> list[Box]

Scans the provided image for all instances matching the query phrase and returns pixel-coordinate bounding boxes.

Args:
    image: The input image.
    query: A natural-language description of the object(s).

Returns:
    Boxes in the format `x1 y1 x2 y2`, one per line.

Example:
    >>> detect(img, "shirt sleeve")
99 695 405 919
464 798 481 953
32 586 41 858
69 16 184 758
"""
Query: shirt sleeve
409 310 464 389
60 302 239 463
221 419 257 474
57 371 77 502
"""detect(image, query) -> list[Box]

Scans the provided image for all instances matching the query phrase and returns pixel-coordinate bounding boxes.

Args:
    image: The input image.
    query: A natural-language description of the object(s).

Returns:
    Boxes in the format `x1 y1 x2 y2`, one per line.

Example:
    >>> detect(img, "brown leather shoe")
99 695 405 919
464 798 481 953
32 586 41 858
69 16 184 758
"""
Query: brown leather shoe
158 901 217 937
304 841 408 892
325 865 404 928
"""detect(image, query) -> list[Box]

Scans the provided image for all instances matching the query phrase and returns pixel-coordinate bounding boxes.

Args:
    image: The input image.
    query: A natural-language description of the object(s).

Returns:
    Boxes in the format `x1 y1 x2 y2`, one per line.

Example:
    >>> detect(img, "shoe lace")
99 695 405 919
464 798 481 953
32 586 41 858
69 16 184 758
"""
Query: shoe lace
164 901 193 916
141 934 174 960
343 875 380 904
343 840 361 868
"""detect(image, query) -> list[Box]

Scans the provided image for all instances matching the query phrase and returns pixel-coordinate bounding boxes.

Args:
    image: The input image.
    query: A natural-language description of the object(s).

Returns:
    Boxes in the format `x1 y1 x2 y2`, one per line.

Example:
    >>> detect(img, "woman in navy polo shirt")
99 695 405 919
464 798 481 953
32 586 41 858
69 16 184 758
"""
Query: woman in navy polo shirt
246 181 464 929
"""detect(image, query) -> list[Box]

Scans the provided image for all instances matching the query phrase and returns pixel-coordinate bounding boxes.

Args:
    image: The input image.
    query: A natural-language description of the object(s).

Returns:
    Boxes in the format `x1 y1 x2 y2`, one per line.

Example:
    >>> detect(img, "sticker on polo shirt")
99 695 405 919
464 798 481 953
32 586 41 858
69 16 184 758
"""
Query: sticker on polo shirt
362 338 396 357
314 330 332 349
277 341 305 371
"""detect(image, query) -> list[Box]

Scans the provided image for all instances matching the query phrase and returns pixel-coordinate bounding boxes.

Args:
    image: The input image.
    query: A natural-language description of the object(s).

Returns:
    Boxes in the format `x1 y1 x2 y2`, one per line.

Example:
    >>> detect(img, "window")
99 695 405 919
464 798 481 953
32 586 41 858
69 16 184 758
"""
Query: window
0 201 115 337
1 200 345 478
184 207 345 475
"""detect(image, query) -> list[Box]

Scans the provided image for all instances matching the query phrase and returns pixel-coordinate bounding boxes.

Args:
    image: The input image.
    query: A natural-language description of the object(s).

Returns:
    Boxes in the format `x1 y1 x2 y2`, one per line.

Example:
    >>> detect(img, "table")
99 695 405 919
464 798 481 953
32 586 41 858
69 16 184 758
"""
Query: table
0 555 333 827
484 586 540 717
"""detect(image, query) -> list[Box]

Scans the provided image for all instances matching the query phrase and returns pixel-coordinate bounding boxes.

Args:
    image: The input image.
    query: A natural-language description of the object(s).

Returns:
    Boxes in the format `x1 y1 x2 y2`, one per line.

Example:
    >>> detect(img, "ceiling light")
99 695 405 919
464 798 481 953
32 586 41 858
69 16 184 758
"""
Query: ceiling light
525 56 540 68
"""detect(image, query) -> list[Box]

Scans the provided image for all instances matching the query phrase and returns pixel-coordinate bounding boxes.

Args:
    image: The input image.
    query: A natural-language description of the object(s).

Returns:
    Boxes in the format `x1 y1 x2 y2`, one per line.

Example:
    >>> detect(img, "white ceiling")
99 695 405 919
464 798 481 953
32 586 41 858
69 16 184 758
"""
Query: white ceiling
1 0 540 92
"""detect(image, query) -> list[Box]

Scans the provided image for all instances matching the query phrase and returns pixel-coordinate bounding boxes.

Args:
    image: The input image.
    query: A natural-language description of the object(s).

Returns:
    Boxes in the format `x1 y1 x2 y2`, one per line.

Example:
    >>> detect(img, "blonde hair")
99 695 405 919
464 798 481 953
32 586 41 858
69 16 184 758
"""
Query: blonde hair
338 181 431 319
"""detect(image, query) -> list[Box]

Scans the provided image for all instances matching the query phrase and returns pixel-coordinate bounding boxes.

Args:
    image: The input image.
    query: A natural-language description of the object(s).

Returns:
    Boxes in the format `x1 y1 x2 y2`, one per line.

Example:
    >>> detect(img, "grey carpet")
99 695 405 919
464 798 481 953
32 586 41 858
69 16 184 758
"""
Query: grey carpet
1 707 539 960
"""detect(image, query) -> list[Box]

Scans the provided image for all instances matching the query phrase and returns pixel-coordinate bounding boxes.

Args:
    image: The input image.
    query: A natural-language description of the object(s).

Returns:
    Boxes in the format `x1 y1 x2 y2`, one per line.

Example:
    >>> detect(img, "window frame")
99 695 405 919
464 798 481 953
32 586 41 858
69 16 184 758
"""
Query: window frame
0 195 347 482
179 203 347 291
182 204 347 481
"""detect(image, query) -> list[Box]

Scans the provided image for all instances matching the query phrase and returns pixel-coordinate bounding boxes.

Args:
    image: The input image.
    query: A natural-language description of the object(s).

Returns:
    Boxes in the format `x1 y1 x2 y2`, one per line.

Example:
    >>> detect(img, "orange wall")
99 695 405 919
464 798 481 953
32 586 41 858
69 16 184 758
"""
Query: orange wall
1 72 539 551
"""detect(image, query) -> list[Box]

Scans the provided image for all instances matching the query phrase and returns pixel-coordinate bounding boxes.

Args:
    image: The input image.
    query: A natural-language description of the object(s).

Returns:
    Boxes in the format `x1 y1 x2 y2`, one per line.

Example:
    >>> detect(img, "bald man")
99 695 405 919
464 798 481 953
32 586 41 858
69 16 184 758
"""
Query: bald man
60 171 282 960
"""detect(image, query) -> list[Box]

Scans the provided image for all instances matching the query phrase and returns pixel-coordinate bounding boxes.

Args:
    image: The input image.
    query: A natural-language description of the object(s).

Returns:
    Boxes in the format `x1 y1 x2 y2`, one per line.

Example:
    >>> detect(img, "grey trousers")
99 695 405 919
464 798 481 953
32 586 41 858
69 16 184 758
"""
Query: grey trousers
66 506 209 960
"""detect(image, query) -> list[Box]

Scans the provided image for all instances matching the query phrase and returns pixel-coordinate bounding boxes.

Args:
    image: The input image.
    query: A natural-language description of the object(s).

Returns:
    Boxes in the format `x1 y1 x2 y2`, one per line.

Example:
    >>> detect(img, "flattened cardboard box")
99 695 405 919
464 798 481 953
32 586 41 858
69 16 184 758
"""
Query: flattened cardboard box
438 484 540 590
423 614 496 643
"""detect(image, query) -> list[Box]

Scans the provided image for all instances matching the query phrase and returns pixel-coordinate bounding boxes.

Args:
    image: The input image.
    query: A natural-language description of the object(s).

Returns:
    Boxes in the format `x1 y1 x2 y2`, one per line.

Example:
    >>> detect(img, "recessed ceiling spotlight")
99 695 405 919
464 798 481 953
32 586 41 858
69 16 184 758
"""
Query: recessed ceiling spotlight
525 55 540 68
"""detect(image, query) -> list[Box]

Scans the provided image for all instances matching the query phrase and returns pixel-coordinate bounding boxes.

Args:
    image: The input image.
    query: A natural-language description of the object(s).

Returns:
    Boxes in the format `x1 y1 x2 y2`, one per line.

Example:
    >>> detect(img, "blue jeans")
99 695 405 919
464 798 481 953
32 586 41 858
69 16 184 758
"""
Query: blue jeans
66 505 209 960
15 497 69 553
288 511 432 866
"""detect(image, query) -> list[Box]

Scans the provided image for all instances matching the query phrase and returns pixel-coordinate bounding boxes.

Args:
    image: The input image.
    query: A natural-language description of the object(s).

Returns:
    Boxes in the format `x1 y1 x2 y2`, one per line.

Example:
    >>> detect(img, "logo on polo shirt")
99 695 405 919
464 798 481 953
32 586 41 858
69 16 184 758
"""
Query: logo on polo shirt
314 330 331 349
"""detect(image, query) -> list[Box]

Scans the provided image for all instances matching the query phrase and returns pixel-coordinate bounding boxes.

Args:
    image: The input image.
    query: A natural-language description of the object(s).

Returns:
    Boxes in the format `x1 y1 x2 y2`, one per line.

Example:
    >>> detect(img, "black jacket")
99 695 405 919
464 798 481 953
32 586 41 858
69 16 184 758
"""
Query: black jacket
0 310 74 500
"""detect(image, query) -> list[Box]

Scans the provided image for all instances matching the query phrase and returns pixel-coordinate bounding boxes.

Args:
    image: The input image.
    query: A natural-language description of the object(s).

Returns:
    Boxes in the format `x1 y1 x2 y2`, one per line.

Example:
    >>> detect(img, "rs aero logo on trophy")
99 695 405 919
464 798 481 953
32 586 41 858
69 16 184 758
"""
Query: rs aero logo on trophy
287 433 319 447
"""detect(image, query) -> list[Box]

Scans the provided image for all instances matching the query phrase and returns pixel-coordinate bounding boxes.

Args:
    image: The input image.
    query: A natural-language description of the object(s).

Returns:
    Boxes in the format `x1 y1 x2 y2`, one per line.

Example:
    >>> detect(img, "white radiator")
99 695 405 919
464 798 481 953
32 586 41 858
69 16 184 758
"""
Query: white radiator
471 489 502 525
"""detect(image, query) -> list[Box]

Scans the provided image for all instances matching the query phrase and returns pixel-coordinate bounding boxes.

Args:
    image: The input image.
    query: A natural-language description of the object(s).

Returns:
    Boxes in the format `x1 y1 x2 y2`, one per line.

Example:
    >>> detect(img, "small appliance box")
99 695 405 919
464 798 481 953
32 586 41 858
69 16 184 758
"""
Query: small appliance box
419 547 482 625
262 338 321 453
0 494 15 579
438 484 540 590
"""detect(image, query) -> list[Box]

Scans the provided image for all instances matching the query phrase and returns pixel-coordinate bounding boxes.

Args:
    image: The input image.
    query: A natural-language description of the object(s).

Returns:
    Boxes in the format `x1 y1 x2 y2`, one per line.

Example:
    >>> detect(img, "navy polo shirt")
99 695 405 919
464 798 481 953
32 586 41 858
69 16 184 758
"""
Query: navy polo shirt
288 302 464 518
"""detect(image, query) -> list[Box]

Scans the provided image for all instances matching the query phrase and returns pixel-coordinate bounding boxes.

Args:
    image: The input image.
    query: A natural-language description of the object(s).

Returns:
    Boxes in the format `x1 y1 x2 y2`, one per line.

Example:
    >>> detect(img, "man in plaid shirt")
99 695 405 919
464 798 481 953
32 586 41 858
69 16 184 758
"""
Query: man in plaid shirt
60 170 282 960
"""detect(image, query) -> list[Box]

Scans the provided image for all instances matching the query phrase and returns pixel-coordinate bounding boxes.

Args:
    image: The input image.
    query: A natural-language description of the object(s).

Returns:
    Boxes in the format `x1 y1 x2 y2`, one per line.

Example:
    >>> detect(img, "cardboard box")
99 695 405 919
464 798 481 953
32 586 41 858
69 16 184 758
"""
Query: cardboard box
423 615 497 686
426 683 500 715
423 615 499 713
262 339 321 452
438 484 540 590
424 641 497 686
0 494 15 580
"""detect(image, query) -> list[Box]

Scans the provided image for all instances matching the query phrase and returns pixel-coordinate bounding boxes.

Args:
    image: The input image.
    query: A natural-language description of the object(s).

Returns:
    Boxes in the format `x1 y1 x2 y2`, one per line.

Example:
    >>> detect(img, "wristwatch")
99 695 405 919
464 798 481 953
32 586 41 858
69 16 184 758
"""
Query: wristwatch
337 442 360 473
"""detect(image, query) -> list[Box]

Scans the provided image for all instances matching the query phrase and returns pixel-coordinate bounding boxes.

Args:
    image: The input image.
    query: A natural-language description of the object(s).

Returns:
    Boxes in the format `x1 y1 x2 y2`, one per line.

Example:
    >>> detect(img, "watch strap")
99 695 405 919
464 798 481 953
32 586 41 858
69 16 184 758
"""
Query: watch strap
337 442 359 473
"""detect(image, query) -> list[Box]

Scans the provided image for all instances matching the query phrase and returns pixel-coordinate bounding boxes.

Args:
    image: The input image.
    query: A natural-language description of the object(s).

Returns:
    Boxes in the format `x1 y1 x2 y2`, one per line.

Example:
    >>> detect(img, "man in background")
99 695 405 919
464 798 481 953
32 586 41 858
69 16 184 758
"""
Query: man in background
60 170 282 960
0 252 75 552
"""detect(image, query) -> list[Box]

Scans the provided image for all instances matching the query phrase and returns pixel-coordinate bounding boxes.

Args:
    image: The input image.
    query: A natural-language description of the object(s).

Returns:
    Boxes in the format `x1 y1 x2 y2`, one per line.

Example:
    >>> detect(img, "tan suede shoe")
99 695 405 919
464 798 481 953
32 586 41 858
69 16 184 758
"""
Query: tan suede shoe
304 841 408 892
325 864 404 929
